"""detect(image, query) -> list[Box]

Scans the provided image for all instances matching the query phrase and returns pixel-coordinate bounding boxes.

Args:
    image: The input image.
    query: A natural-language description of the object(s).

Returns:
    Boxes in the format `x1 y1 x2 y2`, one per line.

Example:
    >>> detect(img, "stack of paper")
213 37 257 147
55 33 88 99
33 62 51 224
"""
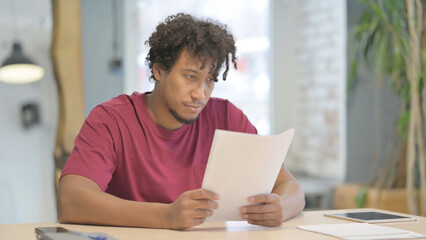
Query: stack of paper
298 223 426 240
202 129 295 221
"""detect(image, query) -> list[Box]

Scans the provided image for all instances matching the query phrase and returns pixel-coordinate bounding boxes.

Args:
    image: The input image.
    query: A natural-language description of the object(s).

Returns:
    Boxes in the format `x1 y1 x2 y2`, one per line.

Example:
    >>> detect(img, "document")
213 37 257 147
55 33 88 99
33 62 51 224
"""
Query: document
202 129 295 221
297 223 426 240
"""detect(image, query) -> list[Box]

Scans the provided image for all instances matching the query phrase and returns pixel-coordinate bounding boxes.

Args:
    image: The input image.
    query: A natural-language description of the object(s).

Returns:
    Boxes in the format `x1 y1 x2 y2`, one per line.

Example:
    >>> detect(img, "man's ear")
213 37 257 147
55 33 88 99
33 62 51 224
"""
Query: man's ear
153 63 164 81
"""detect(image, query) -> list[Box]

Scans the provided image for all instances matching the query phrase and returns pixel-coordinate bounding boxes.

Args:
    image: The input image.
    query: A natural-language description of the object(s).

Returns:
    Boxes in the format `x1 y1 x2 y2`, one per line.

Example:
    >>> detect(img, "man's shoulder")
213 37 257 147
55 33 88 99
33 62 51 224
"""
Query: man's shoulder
100 92 143 108
202 97 256 133
201 97 245 122
88 92 144 120
205 97 240 112
206 97 236 107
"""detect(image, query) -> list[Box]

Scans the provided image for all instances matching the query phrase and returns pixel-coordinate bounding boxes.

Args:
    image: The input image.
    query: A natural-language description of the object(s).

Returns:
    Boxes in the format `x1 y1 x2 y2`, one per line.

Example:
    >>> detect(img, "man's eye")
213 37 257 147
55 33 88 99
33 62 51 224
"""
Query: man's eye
186 75 196 79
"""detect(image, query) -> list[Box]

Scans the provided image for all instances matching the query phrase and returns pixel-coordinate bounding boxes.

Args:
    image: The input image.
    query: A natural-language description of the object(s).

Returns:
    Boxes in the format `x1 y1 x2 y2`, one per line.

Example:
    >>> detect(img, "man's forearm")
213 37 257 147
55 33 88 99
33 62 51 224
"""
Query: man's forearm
58 175 171 228
272 179 305 221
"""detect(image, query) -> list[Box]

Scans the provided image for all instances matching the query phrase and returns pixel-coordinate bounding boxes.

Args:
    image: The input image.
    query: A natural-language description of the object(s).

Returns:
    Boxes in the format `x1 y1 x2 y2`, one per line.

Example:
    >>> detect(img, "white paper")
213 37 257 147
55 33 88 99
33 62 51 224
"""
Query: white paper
202 129 295 221
297 223 426 240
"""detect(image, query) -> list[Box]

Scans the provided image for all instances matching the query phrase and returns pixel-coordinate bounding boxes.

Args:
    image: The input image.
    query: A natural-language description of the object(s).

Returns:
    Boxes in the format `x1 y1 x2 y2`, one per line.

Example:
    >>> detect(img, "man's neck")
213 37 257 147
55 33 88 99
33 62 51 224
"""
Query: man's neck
145 92 183 131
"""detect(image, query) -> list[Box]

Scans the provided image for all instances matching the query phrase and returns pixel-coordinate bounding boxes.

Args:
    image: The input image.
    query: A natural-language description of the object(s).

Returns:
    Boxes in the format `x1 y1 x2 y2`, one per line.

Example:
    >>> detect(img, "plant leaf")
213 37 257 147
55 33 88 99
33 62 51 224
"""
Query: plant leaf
355 187 368 208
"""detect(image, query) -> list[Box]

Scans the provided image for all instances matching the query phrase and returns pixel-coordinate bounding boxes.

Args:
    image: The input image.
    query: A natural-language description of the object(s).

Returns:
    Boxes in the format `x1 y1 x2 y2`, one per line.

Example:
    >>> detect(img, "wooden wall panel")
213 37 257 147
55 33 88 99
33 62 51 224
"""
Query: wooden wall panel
51 0 85 184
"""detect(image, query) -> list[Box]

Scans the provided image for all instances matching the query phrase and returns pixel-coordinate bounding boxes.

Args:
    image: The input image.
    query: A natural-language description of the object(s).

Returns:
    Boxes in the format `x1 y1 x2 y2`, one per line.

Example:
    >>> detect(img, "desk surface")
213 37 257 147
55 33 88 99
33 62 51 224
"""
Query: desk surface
1 208 425 240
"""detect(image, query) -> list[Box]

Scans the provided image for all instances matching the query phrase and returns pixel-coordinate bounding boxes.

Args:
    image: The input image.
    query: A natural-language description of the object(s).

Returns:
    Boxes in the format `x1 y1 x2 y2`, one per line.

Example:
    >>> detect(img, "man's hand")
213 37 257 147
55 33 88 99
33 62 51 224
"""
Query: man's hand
167 189 220 230
239 193 284 227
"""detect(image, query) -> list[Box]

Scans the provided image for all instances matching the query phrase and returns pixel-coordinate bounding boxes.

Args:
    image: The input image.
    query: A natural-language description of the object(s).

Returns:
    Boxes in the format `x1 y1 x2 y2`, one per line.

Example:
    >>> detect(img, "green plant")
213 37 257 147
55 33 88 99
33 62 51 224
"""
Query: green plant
355 187 368 208
349 0 425 215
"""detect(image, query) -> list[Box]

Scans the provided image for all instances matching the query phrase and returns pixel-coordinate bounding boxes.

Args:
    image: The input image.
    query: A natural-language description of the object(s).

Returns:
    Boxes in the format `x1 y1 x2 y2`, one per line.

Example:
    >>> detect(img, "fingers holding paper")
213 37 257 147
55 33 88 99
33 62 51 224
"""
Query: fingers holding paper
167 189 220 230
240 193 284 227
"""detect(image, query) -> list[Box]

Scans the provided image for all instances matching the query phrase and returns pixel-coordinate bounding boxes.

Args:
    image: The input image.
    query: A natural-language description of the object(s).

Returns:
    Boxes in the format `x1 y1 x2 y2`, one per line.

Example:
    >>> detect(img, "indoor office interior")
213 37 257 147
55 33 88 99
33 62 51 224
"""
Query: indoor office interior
0 0 425 224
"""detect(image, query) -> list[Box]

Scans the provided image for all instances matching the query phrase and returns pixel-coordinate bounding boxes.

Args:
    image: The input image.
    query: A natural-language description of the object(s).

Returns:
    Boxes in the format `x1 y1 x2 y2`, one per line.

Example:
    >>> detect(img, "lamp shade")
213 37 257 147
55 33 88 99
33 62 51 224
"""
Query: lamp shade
0 42 44 84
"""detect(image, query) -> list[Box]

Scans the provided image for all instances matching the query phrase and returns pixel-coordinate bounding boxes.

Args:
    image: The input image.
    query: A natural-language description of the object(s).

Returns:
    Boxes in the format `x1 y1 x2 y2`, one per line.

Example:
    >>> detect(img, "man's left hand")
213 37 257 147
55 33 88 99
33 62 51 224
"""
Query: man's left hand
239 193 284 227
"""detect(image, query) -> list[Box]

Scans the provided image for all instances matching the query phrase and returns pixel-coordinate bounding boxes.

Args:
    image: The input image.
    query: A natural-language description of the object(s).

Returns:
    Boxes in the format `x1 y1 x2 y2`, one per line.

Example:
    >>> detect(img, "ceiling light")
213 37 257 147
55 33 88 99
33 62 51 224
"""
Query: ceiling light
0 42 44 84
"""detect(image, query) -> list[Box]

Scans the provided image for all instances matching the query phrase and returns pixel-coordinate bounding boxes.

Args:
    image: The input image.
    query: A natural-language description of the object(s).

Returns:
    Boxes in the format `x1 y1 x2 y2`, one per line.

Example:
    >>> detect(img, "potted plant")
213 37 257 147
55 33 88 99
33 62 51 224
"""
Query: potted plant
346 0 425 215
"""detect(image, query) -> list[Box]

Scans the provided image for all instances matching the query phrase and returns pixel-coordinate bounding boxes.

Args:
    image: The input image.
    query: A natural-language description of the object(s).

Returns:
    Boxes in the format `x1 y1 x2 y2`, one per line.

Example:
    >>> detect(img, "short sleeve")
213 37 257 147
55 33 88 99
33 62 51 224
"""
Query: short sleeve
225 101 258 134
60 105 118 191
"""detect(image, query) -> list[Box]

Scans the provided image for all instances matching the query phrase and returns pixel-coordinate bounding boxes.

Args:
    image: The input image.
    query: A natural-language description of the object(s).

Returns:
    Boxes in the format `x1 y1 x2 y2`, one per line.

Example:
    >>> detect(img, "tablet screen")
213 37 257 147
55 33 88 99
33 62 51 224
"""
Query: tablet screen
325 211 417 223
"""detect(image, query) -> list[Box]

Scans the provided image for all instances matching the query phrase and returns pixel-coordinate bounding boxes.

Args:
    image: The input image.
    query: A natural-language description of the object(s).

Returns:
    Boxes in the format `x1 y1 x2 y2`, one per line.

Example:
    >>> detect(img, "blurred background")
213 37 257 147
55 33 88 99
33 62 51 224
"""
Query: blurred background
0 0 425 223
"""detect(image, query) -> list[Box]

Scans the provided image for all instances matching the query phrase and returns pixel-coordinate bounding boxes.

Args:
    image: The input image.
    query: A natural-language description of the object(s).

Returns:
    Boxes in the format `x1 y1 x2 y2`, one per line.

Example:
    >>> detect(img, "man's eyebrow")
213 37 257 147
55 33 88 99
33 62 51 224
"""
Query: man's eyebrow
182 68 199 73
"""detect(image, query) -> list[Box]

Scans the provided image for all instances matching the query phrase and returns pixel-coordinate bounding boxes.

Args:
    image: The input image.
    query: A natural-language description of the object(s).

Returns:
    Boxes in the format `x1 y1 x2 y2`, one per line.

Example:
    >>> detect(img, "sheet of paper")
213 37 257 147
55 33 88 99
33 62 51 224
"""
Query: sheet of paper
297 223 426 240
202 129 295 221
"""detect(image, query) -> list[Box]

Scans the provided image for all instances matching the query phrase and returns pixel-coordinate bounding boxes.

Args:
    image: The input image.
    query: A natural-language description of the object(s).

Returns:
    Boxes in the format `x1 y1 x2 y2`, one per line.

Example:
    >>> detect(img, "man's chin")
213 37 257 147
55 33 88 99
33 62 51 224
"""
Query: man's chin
169 109 199 125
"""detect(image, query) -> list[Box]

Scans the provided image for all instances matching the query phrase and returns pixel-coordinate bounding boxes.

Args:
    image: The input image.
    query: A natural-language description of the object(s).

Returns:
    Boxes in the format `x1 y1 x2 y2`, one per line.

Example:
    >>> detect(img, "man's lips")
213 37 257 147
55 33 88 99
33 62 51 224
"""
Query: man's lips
184 103 204 112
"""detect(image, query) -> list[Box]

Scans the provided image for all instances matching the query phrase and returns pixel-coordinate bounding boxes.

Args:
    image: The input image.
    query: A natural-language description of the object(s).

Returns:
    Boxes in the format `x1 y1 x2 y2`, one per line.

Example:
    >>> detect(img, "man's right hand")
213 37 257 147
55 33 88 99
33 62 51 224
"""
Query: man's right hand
166 189 220 230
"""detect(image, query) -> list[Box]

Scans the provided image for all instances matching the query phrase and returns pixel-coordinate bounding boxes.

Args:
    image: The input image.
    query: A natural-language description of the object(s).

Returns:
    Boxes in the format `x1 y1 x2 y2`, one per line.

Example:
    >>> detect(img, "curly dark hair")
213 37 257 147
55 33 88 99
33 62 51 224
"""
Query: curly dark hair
145 13 237 82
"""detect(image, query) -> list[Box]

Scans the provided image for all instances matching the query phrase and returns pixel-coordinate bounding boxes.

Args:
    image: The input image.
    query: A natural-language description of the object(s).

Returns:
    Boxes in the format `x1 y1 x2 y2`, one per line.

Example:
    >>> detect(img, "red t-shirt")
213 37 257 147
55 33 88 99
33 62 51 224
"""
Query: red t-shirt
61 92 257 204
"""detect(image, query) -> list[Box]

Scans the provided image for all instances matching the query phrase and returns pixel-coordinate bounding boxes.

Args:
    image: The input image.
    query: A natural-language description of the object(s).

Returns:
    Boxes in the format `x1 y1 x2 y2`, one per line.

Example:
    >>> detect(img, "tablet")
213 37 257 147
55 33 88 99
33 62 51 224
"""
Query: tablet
324 211 418 223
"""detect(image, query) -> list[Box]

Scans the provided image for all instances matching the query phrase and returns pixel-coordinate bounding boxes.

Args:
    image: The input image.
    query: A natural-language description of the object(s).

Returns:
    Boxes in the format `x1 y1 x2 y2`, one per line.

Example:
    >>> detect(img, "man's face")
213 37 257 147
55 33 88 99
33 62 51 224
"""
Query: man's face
153 51 215 126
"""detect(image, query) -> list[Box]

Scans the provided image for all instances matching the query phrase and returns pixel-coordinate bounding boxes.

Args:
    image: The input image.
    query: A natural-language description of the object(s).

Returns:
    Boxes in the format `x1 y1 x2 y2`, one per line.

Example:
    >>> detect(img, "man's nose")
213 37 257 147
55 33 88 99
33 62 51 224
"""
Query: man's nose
192 81 206 100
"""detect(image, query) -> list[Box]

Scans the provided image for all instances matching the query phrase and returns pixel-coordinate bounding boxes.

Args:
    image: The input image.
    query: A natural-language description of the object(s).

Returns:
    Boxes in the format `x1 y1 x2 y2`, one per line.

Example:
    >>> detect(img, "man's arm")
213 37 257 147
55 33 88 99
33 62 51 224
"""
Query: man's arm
239 167 305 226
58 174 219 229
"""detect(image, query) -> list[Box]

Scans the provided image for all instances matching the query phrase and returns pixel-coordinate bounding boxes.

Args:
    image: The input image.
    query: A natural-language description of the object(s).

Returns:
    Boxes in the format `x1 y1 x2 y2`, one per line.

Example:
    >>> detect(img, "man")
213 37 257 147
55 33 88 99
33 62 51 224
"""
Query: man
58 13 305 230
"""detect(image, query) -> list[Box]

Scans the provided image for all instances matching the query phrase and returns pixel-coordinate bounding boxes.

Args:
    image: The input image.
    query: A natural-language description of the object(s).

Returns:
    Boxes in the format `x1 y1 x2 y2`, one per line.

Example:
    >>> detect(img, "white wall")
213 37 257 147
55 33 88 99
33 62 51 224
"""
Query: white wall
0 0 126 224
0 0 57 223
81 0 124 115
271 0 346 180
123 0 140 95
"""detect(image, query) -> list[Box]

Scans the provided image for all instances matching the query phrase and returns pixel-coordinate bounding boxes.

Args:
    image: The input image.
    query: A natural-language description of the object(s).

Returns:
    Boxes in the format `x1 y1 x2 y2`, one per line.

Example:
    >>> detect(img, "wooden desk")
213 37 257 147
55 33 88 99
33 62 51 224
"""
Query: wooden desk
1 208 425 240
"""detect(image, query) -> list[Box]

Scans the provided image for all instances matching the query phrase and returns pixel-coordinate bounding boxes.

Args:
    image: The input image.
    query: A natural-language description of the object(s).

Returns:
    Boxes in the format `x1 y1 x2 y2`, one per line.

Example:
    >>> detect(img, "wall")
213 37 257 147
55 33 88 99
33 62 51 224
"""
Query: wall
271 0 402 185
0 0 124 223
81 0 124 115
271 0 346 180
0 0 57 223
